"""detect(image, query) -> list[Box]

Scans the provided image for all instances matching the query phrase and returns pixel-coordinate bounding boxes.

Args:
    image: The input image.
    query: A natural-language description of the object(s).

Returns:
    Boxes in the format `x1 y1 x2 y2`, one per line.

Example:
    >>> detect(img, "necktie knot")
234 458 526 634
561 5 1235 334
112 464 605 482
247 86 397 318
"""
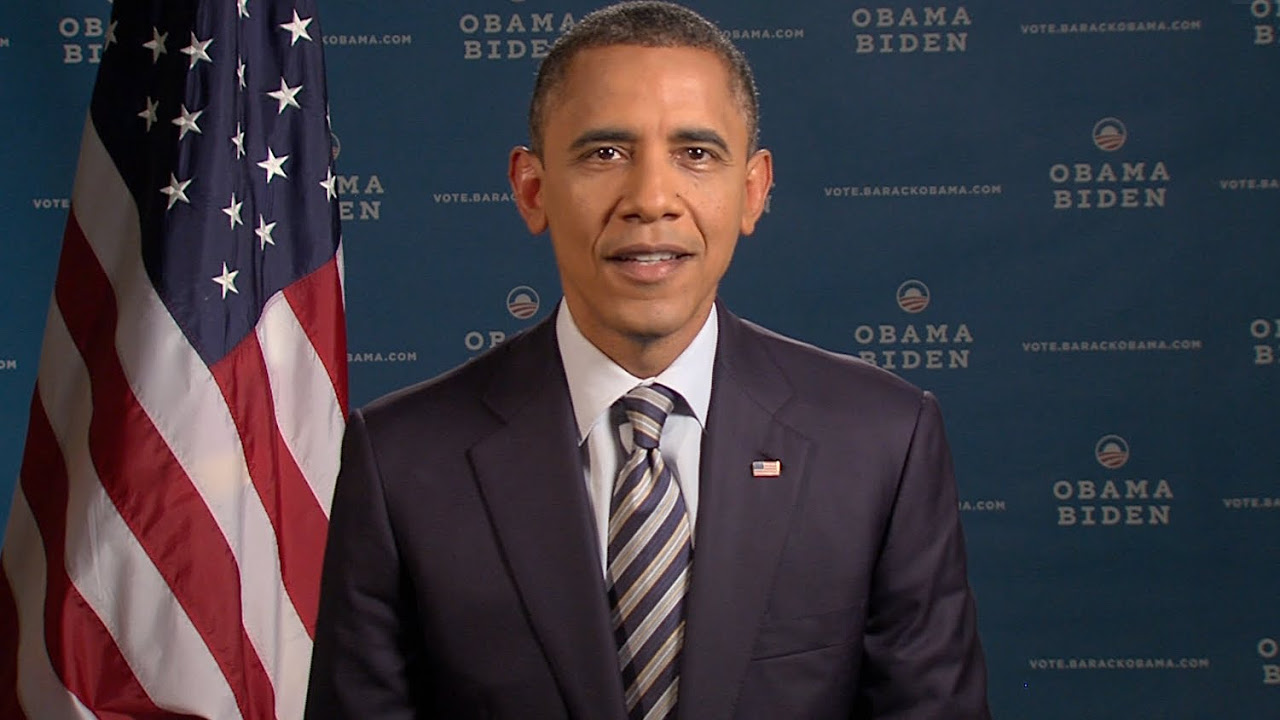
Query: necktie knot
621 383 677 451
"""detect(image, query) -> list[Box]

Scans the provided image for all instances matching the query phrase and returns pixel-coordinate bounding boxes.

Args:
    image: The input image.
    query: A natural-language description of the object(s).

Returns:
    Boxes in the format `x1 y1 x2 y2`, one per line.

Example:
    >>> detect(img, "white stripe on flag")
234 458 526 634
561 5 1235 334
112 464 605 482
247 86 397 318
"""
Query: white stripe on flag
1 493 96 720
258 292 345 512
36 304 240 718
336 241 347 310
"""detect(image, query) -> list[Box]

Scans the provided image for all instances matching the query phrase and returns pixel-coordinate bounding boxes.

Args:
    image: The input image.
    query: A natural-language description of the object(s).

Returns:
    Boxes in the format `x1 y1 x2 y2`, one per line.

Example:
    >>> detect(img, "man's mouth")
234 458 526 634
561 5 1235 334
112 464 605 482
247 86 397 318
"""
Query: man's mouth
613 251 686 264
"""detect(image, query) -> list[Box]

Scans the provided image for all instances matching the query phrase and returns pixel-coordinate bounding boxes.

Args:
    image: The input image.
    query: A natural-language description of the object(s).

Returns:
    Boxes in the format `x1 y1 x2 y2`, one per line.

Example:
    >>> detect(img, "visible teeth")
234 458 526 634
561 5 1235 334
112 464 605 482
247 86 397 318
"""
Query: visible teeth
625 252 678 263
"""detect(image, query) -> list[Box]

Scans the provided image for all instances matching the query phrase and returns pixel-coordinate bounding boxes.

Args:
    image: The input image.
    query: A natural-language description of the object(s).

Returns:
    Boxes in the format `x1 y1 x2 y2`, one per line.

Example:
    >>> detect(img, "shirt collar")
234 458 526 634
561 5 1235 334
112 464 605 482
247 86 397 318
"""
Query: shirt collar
556 299 717 444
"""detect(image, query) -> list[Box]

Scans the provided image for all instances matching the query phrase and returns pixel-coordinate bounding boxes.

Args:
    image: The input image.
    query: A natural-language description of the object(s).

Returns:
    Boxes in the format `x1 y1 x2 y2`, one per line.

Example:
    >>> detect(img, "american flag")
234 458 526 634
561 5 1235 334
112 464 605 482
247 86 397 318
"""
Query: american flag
0 0 346 717
751 460 782 478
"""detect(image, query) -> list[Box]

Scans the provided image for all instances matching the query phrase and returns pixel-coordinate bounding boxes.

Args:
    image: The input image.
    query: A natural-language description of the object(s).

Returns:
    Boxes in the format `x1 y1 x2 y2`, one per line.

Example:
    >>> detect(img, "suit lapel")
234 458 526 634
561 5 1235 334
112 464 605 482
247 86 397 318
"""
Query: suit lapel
468 321 626 720
679 308 812 720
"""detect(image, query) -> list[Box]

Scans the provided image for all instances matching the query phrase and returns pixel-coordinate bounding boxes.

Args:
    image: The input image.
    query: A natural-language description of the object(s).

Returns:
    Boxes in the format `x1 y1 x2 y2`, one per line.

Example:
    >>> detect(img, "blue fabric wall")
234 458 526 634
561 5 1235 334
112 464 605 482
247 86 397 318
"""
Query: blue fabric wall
2 1 1277 716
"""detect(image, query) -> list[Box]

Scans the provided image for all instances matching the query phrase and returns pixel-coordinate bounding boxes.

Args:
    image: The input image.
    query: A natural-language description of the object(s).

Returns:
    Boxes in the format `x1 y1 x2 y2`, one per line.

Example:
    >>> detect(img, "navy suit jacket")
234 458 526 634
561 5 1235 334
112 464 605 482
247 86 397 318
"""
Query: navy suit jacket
305 304 990 719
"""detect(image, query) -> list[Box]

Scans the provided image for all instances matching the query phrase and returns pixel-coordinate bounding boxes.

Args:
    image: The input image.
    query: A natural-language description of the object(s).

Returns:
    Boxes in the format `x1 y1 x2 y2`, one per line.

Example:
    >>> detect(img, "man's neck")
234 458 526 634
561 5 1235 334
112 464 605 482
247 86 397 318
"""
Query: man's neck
607 332 696 378
556 300 718 444
575 313 711 379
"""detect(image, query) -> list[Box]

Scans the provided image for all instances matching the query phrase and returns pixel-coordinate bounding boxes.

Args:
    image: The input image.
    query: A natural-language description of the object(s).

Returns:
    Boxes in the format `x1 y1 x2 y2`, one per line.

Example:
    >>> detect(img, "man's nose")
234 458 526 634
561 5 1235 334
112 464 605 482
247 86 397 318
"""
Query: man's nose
618 151 683 223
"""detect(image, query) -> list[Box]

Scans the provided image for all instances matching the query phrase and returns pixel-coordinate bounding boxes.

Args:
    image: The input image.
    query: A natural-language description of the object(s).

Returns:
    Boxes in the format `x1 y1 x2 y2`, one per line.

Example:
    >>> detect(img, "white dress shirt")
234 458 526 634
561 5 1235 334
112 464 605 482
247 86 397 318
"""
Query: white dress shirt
555 300 717 576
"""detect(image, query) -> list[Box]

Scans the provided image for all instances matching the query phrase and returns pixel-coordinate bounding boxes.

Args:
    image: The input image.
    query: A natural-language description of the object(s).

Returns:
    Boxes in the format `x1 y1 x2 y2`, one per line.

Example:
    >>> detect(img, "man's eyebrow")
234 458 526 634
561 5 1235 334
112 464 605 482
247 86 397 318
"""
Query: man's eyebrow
672 128 731 157
568 128 637 151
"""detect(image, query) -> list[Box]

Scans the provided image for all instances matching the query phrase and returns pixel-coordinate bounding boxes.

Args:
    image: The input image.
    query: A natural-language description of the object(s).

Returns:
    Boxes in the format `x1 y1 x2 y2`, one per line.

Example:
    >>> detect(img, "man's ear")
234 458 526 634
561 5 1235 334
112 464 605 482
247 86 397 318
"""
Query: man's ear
509 146 548 234
740 148 774 236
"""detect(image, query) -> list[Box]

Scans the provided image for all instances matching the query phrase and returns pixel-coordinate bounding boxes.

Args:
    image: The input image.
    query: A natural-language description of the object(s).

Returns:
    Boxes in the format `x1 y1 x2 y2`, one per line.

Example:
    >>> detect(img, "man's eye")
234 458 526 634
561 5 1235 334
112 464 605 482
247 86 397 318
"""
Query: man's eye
684 147 711 162
592 147 620 161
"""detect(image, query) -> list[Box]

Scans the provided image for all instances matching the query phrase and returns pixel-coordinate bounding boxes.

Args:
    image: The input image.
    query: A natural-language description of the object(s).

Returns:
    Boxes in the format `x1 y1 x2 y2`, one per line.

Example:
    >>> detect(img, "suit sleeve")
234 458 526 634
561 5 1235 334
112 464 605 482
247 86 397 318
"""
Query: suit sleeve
853 392 991 719
305 410 423 719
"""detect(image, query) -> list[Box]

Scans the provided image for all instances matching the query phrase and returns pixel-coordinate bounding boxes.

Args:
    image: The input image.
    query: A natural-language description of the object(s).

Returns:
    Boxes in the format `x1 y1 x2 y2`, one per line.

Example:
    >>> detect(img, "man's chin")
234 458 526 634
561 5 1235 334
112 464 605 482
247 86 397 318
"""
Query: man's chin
612 305 708 347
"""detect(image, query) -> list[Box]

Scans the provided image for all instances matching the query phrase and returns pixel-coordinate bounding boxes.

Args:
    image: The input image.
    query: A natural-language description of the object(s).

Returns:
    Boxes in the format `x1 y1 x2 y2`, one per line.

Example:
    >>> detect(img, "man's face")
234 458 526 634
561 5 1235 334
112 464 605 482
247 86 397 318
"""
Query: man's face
510 44 772 368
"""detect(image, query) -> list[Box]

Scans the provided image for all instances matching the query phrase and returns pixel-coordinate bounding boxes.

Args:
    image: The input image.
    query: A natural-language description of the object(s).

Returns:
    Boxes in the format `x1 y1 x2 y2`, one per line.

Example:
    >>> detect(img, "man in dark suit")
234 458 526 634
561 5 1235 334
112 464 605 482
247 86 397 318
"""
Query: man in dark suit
305 2 989 718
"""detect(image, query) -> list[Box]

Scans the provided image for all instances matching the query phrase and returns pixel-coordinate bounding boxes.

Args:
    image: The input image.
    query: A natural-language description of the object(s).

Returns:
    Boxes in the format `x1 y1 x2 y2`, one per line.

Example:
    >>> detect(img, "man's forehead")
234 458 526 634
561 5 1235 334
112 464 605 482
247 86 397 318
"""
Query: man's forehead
552 45 734 100
544 44 744 129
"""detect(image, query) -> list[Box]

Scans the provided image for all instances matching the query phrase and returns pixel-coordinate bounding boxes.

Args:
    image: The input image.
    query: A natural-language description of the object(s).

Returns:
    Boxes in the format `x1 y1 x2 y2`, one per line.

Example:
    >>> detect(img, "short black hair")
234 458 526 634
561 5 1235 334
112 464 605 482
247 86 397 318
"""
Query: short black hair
527 1 760 157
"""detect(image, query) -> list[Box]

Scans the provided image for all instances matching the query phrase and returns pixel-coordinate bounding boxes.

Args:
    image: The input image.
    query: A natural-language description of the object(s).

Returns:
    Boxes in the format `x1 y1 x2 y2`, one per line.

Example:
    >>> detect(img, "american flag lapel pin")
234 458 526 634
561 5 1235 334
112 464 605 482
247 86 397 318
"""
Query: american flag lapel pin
751 459 782 478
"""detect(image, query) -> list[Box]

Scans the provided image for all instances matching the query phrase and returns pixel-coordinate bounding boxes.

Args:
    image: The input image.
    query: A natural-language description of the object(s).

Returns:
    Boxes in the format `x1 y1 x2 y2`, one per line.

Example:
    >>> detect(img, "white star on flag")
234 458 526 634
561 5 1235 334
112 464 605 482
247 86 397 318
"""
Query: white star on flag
138 97 159 132
222 193 244 228
237 0 250 18
279 10 313 45
172 104 204 139
160 173 192 210
231 123 245 158
268 77 303 114
211 262 240 299
237 57 247 89
257 147 289 183
143 27 168 63
181 33 214 69
255 215 277 249
319 168 337 200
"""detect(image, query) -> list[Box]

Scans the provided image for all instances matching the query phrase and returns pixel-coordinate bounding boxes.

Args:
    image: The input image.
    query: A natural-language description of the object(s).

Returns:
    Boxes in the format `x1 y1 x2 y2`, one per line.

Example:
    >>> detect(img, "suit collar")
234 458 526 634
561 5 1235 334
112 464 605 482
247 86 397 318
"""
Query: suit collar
708 302 793 417
470 318 628 720
679 304 813 720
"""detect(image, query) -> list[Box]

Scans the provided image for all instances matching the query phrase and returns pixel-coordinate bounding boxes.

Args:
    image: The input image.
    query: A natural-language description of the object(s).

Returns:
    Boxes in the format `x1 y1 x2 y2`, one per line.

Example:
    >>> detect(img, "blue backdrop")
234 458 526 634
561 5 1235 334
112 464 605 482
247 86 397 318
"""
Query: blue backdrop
1 1 1277 717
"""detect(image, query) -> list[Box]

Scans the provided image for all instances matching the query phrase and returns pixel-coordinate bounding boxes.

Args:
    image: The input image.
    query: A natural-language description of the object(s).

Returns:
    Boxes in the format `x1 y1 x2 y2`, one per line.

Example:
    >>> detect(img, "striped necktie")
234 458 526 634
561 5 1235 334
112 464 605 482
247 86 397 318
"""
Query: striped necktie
607 383 693 720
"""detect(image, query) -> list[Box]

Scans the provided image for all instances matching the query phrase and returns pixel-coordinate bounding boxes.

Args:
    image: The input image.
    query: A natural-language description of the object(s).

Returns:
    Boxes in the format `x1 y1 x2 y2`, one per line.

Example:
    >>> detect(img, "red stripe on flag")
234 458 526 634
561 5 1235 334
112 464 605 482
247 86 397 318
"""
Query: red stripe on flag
210 333 329 636
284 257 349 416
56 213 276 719
21 393 197 720
0 552 26 720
